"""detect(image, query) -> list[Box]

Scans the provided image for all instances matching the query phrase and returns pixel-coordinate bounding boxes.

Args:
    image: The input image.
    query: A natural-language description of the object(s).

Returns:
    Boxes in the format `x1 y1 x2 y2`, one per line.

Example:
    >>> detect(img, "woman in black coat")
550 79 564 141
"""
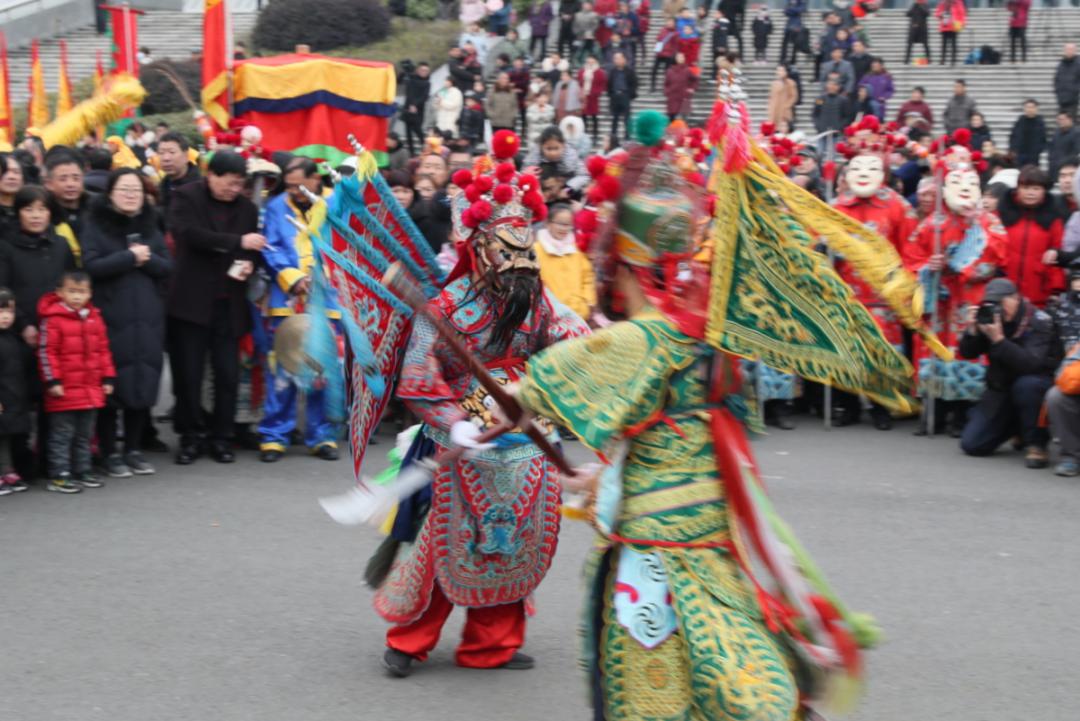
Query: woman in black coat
81 169 172 477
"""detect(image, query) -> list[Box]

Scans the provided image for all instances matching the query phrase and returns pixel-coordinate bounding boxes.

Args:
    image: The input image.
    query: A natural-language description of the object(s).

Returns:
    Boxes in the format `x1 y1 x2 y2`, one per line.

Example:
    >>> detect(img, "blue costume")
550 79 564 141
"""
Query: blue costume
258 191 341 454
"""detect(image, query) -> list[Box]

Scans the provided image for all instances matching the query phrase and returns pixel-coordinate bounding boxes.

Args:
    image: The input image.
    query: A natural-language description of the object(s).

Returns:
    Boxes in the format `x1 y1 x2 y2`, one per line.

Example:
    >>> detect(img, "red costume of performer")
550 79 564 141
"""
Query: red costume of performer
904 144 1007 404
832 118 919 346
374 133 589 674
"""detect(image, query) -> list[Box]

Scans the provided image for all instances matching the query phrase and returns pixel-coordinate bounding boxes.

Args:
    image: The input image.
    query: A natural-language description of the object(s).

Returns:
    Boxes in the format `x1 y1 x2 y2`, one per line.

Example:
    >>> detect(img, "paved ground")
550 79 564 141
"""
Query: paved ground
3 419 1079 721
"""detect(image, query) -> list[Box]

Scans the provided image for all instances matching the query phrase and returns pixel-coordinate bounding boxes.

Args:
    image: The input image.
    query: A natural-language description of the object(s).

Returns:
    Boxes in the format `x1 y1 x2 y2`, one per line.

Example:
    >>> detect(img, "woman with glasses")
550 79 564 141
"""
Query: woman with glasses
81 168 173 478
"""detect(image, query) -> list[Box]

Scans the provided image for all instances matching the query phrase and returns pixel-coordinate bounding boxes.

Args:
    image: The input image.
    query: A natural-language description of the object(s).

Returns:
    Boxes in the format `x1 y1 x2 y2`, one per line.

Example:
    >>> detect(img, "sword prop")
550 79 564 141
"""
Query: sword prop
382 263 577 477
822 132 837 431
925 164 946 437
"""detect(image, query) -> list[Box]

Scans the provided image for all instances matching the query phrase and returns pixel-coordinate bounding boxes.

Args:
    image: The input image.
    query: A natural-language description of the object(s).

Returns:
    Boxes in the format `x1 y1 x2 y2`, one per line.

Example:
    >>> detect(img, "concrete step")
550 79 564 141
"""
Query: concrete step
627 6 1079 136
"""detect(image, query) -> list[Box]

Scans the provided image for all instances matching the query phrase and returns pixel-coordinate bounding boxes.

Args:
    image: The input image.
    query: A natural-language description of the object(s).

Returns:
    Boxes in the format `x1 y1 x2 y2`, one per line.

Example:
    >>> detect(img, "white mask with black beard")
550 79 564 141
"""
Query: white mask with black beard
477 224 543 352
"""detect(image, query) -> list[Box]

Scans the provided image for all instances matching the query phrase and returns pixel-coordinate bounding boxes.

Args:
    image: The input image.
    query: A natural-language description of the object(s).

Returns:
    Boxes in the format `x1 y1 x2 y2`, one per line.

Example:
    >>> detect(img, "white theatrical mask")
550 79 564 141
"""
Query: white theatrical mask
943 167 982 213
846 154 885 198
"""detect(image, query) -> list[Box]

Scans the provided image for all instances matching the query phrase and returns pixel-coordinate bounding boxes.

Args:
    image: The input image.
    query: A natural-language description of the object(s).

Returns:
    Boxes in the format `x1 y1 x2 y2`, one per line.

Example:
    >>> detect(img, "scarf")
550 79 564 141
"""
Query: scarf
582 65 596 97
536 227 578 256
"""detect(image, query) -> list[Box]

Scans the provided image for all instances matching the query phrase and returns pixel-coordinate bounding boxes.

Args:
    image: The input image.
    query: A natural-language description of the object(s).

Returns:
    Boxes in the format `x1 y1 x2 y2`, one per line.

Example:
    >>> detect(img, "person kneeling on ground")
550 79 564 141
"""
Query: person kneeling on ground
1047 261 1080 476
958 278 1063 468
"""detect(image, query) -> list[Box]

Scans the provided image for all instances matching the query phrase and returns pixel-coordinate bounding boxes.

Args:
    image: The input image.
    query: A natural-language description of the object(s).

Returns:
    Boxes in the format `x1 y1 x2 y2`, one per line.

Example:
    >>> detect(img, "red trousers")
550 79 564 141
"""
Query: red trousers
385 584 526 668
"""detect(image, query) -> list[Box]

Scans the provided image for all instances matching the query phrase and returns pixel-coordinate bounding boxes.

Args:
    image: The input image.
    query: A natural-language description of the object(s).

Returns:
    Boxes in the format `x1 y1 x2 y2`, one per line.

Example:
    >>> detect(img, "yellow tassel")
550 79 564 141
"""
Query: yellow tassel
39 74 147 149
355 149 379 182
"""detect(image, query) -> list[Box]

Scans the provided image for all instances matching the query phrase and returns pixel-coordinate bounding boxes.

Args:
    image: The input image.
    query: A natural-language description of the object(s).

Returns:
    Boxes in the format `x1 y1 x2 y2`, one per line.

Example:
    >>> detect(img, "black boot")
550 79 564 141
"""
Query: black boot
764 400 795 430
383 648 415 678
869 405 893 431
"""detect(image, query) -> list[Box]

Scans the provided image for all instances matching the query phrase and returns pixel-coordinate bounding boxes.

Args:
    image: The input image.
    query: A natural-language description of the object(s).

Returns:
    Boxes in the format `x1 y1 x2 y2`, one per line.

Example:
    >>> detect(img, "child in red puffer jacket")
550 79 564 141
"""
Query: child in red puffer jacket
37 271 115 494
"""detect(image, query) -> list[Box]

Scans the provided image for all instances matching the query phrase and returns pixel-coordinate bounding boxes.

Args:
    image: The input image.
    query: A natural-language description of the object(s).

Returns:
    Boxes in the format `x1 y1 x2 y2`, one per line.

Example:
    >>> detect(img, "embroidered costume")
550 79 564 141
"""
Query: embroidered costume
315 131 589 671
374 135 589 667
511 93 947 718
373 276 587 659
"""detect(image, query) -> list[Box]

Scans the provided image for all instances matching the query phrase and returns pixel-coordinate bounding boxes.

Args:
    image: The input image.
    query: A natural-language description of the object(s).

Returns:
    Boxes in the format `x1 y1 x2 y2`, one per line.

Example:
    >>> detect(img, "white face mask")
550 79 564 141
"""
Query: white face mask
846 155 885 198
943 168 981 213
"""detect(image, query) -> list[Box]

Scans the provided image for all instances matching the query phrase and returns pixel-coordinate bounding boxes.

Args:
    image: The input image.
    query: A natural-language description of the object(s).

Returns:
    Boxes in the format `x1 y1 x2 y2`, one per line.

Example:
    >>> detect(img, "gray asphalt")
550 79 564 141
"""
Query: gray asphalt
3 420 1078 721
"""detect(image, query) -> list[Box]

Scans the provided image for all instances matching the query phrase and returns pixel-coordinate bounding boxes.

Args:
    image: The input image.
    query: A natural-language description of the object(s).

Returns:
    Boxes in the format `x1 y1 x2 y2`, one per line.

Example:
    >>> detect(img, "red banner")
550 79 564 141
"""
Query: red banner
201 0 233 128
100 5 145 76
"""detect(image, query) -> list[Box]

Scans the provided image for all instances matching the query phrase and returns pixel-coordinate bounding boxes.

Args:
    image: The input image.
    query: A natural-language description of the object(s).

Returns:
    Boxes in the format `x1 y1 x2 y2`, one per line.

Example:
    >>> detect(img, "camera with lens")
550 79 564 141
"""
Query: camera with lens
976 300 1000 326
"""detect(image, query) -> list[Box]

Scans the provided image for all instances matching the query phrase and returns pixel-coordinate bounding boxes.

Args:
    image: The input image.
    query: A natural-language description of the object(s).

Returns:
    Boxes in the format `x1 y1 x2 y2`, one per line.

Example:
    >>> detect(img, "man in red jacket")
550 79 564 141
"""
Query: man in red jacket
37 271 115 493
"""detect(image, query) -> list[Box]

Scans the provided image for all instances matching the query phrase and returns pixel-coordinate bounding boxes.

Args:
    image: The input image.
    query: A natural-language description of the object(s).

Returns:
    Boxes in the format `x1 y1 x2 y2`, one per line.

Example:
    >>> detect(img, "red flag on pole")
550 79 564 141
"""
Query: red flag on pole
201 0 233 129
0 32 12 145
100 4 145 77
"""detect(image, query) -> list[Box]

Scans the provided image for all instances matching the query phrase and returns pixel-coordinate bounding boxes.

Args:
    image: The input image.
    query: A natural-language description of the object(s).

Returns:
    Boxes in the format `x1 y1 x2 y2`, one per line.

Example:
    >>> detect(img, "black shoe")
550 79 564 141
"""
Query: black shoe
832 410 861 427
947 420 964 439
313 445 339 461
77 471 105 489
260 449 284 463
383 648 415 678
210 444 235 464
499 651 534 670
765 413 795 430
143 437 170 453
913 419 946 436
124 451 156 475
1024 446 1049 469
870 408 893 431
175 445 200 465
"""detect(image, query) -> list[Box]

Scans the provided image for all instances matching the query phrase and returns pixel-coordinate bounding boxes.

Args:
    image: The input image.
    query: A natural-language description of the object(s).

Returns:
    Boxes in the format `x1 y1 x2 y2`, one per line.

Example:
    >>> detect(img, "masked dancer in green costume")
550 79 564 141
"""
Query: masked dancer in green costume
503 75 950 720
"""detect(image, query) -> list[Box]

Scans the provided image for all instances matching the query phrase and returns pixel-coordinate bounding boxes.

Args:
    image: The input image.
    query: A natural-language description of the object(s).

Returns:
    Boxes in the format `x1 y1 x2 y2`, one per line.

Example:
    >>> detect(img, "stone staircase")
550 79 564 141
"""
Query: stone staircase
630 6 1080 139
7 11 259 106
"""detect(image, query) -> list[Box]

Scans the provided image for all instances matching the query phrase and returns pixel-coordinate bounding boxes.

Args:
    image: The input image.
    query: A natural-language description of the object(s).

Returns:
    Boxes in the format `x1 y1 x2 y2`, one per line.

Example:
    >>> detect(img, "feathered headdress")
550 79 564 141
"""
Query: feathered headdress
450 129 546 237
836 115 910 160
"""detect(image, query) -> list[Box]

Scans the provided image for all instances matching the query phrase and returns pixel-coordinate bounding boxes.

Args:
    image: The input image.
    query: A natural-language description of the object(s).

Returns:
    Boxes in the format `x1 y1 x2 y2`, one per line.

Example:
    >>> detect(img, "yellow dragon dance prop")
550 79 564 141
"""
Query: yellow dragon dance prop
39 74 146 149
704 72 950 413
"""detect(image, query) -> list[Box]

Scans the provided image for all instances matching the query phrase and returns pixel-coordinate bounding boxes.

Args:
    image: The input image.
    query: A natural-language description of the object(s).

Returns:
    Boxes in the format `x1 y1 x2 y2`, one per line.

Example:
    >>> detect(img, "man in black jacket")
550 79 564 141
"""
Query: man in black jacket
166 151 265 465
43 150 93 247
448 47 481 92
905 0 931 65
607 51 638 141
81 147 113 195
1054 43 1080 121
959 278 1063 468
812 78 853 150
1048 111 1080 180
1009 99 1048 169
401 62 431 156
157 132 202 221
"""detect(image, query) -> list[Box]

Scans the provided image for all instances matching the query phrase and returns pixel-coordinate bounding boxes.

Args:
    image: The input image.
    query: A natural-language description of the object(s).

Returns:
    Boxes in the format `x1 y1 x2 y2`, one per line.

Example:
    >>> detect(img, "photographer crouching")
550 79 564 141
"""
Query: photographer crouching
958 278 1064 468
1046 260 1080 477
